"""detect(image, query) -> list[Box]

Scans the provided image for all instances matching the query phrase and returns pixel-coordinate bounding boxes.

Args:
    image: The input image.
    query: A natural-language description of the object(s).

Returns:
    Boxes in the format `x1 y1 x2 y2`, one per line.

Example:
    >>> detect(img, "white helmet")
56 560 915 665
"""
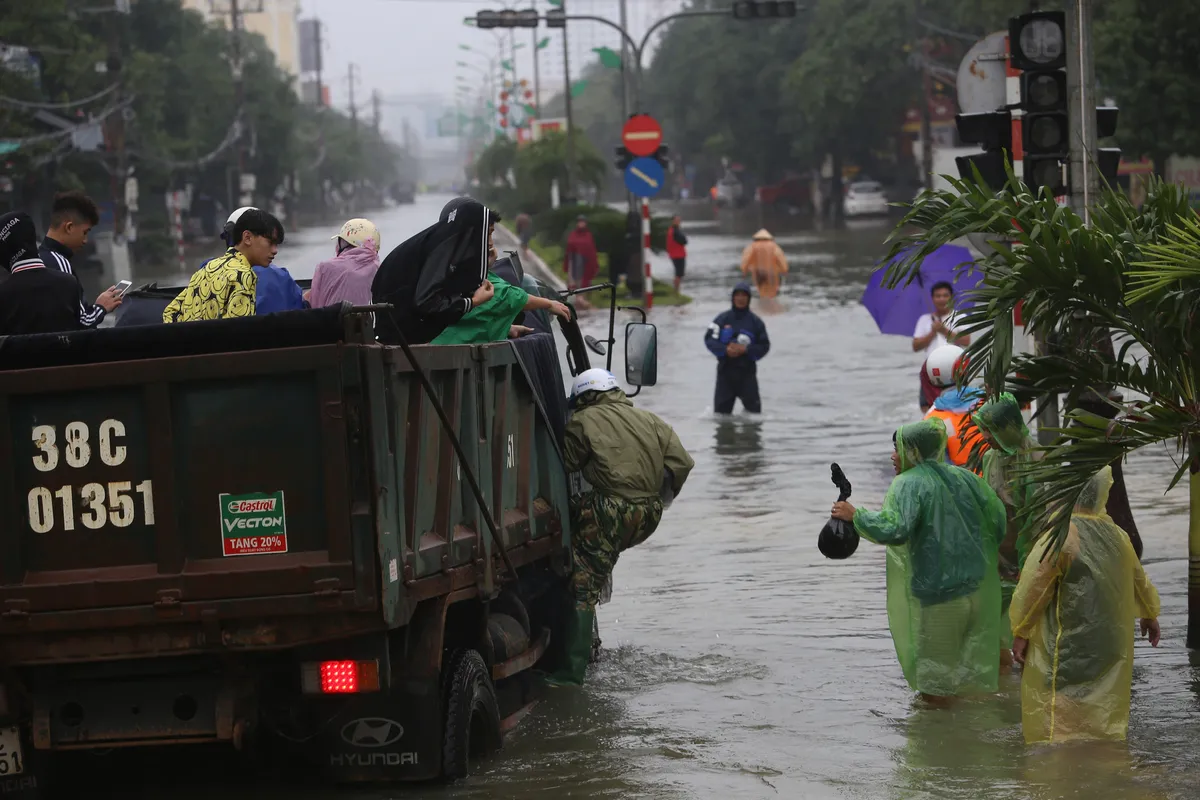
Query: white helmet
332 218 381 252
222 206 259 245
227 206 258 224
925 344 965 388
571 368 619 398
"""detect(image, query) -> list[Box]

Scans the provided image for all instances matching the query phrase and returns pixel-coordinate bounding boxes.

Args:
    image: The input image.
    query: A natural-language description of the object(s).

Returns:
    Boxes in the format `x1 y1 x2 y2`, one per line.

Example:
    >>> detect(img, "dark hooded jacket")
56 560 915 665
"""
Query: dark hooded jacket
0 212 85 336
704 281 769 370
372 197 499 344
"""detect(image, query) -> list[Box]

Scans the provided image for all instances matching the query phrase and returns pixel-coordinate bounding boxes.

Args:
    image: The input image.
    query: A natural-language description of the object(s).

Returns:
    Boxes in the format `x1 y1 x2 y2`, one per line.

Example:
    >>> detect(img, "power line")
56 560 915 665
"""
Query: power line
0 83 119 111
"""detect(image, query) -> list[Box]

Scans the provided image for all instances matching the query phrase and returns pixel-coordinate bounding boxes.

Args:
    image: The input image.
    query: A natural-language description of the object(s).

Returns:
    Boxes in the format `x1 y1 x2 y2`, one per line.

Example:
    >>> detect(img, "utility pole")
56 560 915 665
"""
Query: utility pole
1065 0 1098 223
347 63 359 133
314 18 324 108
618 0 630 117
107 12 127 240
530 0 541 119
372 90 381 133
561 2 576 202
920 39 934 191
230 0 248 205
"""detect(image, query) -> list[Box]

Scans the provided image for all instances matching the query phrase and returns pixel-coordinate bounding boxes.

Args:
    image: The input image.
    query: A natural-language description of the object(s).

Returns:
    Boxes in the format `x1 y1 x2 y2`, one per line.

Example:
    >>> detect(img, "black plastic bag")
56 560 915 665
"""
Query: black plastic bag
818 463 860 560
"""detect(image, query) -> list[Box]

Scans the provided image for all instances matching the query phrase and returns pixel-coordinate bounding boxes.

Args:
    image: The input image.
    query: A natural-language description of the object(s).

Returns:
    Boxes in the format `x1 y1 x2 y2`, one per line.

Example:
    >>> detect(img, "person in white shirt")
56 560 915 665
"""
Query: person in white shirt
913 281 970 412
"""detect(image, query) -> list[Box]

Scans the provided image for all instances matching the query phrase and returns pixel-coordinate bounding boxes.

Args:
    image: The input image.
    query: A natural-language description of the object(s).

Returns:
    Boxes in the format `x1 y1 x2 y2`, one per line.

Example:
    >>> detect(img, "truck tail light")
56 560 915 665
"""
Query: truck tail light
300 660 381 695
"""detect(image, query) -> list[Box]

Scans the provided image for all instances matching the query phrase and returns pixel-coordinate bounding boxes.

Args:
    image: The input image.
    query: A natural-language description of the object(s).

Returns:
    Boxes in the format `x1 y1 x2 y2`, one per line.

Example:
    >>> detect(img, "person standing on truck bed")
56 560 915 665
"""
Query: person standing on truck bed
371 196 500 344
163 208 284 323
0 211 86 335
38 191 123 327
549 368 695 686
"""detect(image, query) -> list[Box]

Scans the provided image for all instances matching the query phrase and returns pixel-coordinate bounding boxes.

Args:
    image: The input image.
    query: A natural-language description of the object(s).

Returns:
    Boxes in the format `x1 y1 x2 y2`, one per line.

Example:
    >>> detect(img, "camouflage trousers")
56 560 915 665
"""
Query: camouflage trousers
570 491 664 611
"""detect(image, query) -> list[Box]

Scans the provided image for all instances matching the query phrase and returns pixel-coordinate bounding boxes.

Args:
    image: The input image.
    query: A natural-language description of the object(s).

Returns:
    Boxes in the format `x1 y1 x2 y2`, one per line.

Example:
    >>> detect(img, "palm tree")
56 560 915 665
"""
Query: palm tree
883 172 1200 645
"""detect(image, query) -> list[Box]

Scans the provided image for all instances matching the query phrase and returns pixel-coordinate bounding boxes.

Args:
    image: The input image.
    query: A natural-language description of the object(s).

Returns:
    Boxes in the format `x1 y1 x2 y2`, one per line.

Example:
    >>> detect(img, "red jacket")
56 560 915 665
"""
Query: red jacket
666 225 687 259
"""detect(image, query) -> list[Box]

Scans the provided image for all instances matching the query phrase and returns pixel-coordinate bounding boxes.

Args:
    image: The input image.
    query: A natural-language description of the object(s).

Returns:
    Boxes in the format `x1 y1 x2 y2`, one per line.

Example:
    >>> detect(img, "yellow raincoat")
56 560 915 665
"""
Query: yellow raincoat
1010 466 1161 744
163 249 257 323
739 230 788 299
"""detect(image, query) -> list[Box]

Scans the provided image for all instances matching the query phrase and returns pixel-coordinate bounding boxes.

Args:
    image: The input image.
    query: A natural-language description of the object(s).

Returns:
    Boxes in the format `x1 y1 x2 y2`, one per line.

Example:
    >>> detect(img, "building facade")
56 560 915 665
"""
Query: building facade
181 0 302 78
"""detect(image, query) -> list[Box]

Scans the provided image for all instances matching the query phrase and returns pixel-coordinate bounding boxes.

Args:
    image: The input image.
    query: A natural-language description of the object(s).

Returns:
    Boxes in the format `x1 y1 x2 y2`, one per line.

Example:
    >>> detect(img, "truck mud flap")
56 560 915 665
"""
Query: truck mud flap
316 678 441 783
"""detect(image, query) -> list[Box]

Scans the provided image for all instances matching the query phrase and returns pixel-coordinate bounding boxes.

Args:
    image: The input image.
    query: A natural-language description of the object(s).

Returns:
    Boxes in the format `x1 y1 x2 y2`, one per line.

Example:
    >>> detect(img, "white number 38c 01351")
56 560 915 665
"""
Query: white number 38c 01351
26 419 155 534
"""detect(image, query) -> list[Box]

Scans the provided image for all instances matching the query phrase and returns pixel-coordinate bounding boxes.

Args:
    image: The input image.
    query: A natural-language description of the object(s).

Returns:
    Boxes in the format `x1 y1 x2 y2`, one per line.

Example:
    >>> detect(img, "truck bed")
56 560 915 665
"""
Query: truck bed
0 306 571 665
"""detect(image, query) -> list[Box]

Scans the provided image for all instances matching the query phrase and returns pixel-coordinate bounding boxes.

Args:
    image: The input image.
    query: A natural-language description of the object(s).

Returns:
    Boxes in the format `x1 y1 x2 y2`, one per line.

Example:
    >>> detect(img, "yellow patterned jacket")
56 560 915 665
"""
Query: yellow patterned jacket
163 249 257 323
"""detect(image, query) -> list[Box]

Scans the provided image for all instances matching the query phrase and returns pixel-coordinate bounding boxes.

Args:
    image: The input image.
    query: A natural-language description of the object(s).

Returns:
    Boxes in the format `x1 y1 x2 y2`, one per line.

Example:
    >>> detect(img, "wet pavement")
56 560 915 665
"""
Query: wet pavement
119 196 1198 799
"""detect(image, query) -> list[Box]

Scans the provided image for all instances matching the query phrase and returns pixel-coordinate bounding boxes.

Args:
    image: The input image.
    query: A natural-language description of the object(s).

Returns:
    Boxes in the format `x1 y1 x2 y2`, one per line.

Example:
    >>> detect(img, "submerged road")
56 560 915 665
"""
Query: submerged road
106 195 1196 799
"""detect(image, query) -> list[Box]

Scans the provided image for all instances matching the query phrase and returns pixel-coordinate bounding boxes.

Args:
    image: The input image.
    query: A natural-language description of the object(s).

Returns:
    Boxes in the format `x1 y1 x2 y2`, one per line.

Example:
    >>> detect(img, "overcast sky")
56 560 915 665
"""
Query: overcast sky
299 0 687 124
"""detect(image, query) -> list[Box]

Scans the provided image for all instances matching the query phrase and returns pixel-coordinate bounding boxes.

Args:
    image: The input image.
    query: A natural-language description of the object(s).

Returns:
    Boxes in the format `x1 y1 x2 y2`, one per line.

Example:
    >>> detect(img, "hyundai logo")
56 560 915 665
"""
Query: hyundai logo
341 718 405 748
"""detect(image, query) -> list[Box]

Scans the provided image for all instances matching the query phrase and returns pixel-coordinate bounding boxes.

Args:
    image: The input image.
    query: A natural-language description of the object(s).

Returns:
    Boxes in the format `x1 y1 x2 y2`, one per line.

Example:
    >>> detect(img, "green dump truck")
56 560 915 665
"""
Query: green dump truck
0 271 657 793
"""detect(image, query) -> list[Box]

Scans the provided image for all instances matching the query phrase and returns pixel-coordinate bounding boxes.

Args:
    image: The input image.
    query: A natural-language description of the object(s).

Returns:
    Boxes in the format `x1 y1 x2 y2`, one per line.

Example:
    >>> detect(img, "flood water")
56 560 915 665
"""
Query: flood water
128 196 1198 799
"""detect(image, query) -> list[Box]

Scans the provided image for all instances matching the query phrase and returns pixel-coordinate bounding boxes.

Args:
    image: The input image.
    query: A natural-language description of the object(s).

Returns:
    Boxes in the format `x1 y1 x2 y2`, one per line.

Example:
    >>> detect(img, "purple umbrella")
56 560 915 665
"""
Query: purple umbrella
860 244 982 336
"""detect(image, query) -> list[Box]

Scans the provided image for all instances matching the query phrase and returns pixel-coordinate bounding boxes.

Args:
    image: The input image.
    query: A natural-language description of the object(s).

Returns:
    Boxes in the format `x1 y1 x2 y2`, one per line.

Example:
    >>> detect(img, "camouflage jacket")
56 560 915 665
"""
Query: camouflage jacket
564 389 694 502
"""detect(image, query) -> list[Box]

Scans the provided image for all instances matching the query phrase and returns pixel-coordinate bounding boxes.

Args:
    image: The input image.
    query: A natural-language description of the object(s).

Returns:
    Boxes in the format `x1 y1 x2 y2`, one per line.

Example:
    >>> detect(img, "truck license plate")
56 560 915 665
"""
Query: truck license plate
0 726 23 775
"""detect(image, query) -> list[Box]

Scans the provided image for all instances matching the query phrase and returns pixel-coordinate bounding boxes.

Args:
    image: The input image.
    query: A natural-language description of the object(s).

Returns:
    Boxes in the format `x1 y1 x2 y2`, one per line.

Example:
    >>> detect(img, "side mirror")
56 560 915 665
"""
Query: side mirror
585 335 607 356
625 322 658 387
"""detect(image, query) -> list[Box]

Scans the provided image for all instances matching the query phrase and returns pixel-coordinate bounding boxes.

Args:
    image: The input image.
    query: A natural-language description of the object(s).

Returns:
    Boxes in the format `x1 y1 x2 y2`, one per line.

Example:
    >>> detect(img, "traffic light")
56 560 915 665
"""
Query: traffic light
1097 106 1120 186
653 144 670 172
475 8 539 29
954 110 1012 192
1011 11 1067 196
614 146 632 172
731 1 798 20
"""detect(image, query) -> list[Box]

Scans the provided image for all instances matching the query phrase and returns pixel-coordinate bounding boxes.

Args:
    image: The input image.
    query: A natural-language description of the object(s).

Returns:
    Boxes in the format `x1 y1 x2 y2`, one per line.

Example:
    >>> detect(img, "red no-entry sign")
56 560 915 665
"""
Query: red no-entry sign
621 114 662 157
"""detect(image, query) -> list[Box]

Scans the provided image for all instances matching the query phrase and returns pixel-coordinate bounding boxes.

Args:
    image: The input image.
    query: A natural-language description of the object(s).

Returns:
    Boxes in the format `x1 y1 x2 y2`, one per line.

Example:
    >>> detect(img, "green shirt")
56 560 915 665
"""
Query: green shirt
431 272 529 345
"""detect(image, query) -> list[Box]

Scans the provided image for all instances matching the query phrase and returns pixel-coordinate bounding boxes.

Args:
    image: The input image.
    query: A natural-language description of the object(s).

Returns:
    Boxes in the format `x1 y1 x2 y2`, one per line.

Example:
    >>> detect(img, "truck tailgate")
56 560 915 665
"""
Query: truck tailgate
0 344 372 633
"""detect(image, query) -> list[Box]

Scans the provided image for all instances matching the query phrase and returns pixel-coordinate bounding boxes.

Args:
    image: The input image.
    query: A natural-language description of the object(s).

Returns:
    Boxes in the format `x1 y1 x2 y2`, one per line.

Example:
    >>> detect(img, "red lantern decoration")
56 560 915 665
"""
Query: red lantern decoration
524 90 532 100
498 104 509 116
499 118 508 128
499 91 509 101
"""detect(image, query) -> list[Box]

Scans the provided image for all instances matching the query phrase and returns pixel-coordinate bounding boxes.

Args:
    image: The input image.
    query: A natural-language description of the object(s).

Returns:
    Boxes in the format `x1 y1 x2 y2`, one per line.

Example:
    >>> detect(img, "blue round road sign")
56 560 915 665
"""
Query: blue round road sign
623 156 665 198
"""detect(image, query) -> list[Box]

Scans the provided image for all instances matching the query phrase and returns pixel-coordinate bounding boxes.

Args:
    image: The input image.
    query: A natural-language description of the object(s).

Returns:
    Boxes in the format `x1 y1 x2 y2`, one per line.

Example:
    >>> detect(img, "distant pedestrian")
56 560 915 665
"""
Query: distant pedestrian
666 214 688 294
740 229 788 299
39 191 123 327
704 281 770 414
564 215 599 290
515 211 533 256
913 281 969 413
308 217 382 308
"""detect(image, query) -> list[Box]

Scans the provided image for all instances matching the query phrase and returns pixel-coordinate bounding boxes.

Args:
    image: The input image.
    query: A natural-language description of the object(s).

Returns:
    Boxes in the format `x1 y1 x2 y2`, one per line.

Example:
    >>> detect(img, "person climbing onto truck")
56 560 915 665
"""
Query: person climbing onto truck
705 281 770 414
830 418 1005 705
163 208 285 323
372 196 499 344
549 368 695 686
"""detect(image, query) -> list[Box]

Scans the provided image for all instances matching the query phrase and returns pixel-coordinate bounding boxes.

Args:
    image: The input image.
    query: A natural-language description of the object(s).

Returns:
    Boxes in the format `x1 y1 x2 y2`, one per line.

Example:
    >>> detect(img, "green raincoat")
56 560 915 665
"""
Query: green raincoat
853 419 1006 697
1010 466 1160 744
430 272 528 345
973 393 1042 650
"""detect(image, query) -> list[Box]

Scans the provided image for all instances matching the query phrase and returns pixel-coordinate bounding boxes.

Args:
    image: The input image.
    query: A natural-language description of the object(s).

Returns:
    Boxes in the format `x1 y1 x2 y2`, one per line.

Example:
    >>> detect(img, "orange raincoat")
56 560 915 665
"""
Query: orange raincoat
740 229 788 299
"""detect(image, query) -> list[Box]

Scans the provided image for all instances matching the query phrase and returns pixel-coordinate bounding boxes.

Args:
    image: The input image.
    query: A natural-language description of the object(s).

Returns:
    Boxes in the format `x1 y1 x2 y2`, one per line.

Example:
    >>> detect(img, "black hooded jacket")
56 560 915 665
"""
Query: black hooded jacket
372 197 499 344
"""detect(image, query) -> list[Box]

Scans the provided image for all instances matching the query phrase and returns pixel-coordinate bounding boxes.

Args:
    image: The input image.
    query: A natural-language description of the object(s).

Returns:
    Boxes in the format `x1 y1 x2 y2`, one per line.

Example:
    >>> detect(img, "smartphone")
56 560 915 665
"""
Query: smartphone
114 280 133 297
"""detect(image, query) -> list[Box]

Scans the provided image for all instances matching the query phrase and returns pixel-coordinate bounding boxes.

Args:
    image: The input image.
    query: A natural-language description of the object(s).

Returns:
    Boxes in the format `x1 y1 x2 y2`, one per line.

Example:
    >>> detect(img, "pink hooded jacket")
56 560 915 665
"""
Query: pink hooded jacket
308 242 381 308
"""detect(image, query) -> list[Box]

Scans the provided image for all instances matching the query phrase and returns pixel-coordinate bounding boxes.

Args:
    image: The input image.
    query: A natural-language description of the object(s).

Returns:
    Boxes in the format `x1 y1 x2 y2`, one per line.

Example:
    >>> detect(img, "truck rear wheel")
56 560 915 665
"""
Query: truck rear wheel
442 649 501 781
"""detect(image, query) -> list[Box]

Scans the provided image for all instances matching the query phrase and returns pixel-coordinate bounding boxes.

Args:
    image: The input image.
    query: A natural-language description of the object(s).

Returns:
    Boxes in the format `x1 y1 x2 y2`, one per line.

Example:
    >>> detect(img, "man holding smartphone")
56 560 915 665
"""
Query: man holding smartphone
38 191 124 327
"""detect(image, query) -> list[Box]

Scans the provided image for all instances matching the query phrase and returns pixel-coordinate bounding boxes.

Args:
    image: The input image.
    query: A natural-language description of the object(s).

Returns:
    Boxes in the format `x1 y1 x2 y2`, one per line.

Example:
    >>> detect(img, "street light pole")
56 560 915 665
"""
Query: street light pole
561 1 576 202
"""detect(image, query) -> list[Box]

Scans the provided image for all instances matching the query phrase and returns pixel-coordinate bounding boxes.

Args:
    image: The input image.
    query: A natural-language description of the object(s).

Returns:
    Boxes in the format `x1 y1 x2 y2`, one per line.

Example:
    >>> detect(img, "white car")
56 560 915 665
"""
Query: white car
843 181 890 218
